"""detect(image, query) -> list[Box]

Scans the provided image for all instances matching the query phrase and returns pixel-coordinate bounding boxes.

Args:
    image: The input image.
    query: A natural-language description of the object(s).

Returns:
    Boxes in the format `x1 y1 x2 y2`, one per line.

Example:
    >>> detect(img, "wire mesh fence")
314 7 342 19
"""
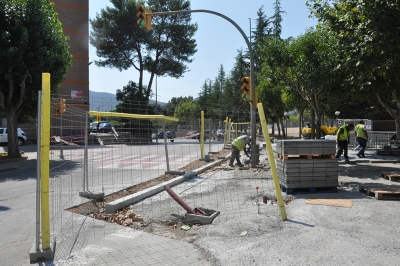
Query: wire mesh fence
45 98 283 264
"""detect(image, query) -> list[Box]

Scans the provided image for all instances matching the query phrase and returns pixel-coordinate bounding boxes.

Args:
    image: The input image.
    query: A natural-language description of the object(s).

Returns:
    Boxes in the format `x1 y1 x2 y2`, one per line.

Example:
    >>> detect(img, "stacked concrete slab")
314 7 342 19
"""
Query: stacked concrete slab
274 140 338 188
274 139 336 155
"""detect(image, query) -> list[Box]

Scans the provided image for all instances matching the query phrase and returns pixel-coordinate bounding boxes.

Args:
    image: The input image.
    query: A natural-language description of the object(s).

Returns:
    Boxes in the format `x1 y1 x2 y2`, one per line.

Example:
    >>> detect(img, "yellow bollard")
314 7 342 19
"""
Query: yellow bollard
40 73 51 248
257 103 287 221
201 111 204 159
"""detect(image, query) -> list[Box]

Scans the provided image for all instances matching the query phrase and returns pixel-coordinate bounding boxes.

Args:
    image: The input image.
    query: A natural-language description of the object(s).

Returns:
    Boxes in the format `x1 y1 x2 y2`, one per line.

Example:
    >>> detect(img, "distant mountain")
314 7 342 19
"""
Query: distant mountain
89 91 120 112
89 90 165 112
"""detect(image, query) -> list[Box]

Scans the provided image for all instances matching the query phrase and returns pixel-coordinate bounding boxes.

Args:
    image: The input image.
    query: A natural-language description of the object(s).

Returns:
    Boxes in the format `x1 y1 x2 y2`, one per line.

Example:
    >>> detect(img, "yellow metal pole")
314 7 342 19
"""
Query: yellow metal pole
228 118 232 143
257 103 287 221
88 111 179 122
224 116 229 145
41 73 51 248
235 123 238 139
201 111 205 158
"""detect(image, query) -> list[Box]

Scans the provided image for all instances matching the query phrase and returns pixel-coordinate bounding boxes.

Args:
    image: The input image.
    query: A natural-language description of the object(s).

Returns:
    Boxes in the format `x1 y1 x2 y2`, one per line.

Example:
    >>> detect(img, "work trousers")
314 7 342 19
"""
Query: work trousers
229 145 241 165
336 140 349 159
357 137 367 157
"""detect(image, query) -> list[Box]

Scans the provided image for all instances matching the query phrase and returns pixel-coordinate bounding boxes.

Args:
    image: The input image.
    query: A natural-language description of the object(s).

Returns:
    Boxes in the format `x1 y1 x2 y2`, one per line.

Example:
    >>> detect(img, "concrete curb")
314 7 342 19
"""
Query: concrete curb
105 155 231 213
339 159 400 164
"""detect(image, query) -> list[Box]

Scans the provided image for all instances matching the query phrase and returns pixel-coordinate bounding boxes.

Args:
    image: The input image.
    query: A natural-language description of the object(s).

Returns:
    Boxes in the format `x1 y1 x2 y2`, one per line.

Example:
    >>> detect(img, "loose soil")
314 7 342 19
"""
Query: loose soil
68 148 233 236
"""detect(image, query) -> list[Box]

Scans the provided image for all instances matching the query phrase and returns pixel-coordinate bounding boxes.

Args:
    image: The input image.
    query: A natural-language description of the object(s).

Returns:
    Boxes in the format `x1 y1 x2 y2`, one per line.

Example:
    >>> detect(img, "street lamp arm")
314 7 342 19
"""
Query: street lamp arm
149 9 256 166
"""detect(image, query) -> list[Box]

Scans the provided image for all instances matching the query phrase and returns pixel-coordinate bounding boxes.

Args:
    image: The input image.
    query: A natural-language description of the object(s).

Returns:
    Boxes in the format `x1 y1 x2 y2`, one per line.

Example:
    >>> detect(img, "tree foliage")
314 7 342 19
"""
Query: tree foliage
90 0 198 101
307 0 400 136
0 0 71 157
259 28 340 138
173 99 200 123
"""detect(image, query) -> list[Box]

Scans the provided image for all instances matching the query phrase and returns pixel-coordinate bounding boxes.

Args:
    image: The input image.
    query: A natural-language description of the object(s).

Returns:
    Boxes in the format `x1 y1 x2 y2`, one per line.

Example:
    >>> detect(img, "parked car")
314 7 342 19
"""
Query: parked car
0 128 27 146
186 131 198 139
196 130 211 142
90 122 98 130
92 121 114 133
165 130 176 138
216 129 224 140
152 130 175 142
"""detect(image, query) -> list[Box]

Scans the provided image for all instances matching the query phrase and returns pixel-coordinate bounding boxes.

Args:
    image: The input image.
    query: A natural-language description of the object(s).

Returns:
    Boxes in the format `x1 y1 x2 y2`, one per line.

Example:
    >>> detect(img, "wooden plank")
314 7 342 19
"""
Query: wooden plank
383 174 400 182
375 192 400 200
306 198 352 208
359 185 400 200
387 175 400 181
277 153 335 161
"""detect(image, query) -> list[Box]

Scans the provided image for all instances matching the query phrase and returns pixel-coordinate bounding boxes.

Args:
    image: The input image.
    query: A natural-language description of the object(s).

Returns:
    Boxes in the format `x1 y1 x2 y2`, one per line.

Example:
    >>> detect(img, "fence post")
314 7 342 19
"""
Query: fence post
84 113 89 191
35 91 42 250
257 102 287 221
163 119 170 172
29 73 55 262
200 111 205 159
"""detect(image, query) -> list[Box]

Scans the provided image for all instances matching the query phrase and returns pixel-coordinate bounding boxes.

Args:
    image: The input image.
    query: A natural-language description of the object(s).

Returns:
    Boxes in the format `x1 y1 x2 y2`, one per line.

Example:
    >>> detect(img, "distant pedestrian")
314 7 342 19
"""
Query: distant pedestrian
229 135 251 167
335 123 355 162
355 120 368 158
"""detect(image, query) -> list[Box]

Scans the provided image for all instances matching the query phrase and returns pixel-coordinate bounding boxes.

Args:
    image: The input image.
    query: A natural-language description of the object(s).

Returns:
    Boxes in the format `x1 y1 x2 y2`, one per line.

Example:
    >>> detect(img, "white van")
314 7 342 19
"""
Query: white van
0 128 28 146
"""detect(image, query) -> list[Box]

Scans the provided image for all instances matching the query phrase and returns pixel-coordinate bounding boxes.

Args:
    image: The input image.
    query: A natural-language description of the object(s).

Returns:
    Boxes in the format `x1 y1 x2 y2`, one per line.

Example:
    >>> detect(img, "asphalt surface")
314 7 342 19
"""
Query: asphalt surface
1 144 400 265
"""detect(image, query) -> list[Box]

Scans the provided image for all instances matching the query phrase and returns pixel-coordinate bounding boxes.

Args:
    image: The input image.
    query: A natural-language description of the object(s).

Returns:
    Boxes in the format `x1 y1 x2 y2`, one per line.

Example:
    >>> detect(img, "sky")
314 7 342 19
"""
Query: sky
88 0 316 103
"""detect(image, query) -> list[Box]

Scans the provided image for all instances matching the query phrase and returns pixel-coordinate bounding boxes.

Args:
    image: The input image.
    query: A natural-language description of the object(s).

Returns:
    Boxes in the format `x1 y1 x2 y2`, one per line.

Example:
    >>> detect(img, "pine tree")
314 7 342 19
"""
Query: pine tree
271 0 285 39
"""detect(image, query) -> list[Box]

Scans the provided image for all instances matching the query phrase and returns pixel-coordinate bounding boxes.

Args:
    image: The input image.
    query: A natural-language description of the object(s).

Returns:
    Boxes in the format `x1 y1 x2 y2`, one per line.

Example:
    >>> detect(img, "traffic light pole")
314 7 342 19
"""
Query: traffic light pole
148 9 257 167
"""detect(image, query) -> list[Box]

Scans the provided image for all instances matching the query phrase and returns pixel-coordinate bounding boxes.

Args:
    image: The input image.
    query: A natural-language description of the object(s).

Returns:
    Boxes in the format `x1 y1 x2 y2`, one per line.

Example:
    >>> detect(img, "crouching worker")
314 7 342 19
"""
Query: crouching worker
229 135 251 167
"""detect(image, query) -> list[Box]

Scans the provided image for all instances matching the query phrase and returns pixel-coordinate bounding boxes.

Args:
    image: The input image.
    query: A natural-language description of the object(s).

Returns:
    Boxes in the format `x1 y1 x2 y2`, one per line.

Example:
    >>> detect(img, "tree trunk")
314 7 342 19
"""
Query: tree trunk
316 111 322 139
310 109 315 139
276 120 281 138
395 116 400 140
272 123 275 136
298 109 304 138
6 108 21 158
280 117 286 139
376 92 400 140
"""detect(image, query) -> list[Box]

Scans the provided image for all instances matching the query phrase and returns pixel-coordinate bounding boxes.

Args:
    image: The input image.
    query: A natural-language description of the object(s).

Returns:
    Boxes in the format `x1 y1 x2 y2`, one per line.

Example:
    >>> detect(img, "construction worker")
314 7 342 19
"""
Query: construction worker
229 135 251 167
355 120 368 158
335 123 354 162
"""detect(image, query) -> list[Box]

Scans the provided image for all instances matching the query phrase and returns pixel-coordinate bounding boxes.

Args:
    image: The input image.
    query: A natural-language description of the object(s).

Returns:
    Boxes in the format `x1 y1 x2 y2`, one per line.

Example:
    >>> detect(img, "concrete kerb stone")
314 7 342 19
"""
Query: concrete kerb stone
363 159 400 164
339 159 400 164
105 155 231 213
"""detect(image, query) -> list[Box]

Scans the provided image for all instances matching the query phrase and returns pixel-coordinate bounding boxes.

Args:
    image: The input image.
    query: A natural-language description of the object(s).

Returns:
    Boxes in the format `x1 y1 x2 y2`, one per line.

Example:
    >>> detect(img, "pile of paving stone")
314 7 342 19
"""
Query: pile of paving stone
274 139 338 188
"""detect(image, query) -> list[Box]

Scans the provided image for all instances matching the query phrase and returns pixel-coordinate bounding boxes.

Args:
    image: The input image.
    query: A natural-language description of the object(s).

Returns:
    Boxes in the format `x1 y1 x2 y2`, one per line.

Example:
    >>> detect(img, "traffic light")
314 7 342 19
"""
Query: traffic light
240 76 251 102
136 5 152 30
56 98 66 115
240 76 258 107
145 11 153 30
136 5 145 28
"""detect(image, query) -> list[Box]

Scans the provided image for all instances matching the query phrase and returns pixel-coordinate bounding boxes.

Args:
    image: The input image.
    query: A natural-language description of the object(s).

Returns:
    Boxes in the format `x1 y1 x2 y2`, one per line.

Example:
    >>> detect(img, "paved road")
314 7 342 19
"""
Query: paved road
0 145 37 266
0 140 223 265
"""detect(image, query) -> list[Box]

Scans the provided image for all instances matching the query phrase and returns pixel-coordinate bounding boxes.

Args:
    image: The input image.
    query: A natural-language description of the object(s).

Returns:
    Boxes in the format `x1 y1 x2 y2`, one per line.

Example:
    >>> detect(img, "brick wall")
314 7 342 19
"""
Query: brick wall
53 0 90 104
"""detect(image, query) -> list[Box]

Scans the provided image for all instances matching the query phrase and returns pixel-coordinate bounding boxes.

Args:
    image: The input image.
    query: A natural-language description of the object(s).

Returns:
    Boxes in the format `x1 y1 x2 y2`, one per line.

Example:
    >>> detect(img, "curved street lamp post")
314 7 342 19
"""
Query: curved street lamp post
335 111 340 128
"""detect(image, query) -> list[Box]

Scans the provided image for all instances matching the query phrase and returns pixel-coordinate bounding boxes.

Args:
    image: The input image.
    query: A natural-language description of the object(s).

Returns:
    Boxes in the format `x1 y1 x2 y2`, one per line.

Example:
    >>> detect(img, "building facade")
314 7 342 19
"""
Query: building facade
16 1 90 141
53 0 89 107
